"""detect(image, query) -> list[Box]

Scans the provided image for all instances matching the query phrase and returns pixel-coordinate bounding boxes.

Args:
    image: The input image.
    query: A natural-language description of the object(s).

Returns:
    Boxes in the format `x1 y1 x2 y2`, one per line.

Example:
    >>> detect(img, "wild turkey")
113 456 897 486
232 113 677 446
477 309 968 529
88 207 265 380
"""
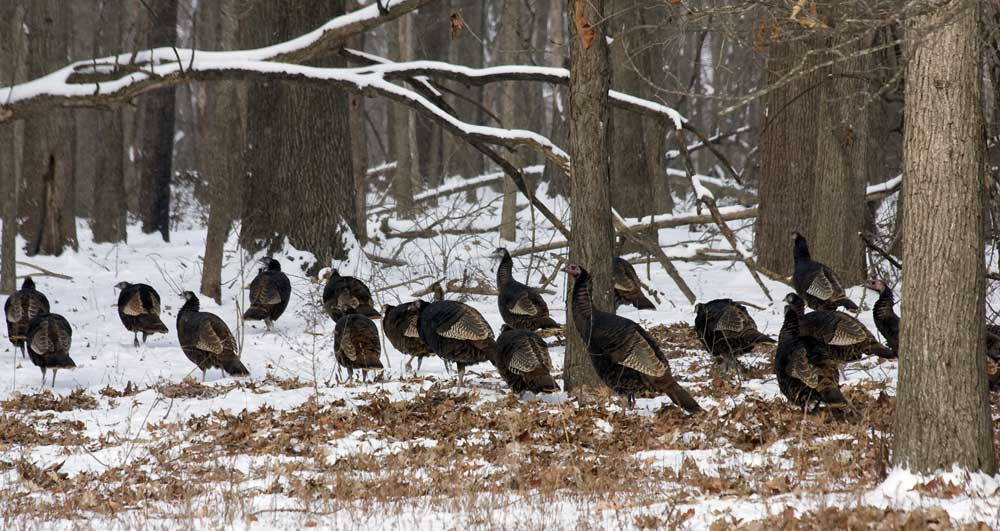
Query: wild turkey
322 268 379 321
176 291 249 380
416 299 496 386
775 302 848 412
864 278 900 355
243 257 292 331
383 302 434 372
694 299 774 370
495 325 560 394
784 293 894 361
493 248 560 331
792 232 858 311
5 277 50 358
114 282 169 348
26 312 75 387
613 257 655 310
987 325 1000 390
564 263 701 412
334 314 383 381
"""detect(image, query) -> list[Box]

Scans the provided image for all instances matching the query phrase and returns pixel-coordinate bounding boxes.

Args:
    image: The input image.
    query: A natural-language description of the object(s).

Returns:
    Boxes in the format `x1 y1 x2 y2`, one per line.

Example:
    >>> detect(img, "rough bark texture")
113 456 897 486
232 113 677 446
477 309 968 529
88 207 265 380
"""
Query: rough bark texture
808 29 879 286
497 0 527 242
138 0 177 242
543 0 570 198
20 0 77 256
90 0 128 243
240 0 355 270
347 2 369 243
0 4 26 293
565 0 613 391
387 17 416 219
412 0 450 188
198 0 243 304
447 0 486 180
894 1 997 474
755 27 820 276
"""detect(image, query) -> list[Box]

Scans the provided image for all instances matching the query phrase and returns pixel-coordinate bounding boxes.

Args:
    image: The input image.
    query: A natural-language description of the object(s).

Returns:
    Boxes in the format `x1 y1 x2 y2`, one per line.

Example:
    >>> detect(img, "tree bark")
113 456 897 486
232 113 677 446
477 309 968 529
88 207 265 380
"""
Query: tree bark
0 3 26 293
90 0 128 244
894 1 997 474
447 0 486 180
412 0 450 188
20 0 77 256
543 0 569 198
239 0 355 270
137 0 177 242
387 16 417 218
565 0 613 392
497 0 527 242
198 0 242 304
754 26 821 276
347 1 369 243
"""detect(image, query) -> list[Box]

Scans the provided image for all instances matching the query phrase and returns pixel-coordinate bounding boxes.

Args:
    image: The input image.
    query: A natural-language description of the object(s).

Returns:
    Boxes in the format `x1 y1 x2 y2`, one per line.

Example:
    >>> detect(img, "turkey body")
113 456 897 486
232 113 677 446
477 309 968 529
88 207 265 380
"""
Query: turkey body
775 303 848 411
495 326 559 394
322 269 379 321
694 299 774 365
176 292 249 380
791 232 858 311
243 258 292 330
334 314 383 381
5 277 50 358
26 312 75 387
417 300 496 386
785 293 893 361
613 257 655 310
115 282 169 347
864 279 900 356
494 248 560 331
565 264 701 412
383 302 434 371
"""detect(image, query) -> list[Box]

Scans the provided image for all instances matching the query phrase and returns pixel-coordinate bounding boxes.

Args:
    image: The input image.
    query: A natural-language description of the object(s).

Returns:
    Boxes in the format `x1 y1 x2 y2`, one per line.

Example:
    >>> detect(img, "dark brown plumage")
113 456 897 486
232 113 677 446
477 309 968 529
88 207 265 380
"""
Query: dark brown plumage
775 302 848 412
26 312 75 387
176 291 249 380
334 314 383 381
988 325 1000 391
416 299 496 386
785 293 893 361
383 302 434 372
694 299 774 369
322 268 379 321
494 248 560 331
792 232 858 311
565 264 701 412
495 325 560 394
115 281 168 348
613 257 655 310
864 278 900 356
243 258 292 331
5 277 50 358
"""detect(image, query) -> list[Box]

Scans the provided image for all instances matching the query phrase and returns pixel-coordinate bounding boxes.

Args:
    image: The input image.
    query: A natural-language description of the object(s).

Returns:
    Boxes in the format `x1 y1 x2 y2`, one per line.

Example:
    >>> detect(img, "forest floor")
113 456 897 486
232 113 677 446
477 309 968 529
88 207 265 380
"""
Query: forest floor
1 176 999 530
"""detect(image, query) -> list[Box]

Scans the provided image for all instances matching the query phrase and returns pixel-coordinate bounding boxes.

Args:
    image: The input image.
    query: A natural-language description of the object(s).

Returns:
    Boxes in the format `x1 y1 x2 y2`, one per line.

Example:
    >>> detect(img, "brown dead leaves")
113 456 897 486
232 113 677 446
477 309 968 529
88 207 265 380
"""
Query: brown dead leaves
1 389 97 412
574 1 597 49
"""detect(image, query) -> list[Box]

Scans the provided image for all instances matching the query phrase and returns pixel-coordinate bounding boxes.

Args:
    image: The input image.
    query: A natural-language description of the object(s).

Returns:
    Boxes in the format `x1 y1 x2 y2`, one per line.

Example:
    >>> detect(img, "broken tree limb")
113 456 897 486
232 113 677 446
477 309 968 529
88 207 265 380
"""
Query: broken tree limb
611 213 697 305
859 232 902 270
373 274 435 294
15 261 73 281
364 252 409 267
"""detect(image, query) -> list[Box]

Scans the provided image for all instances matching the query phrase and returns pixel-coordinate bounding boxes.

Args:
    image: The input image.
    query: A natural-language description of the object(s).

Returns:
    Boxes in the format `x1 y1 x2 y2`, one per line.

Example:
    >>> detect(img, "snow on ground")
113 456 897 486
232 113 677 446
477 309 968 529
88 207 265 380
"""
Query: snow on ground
1 177 998 529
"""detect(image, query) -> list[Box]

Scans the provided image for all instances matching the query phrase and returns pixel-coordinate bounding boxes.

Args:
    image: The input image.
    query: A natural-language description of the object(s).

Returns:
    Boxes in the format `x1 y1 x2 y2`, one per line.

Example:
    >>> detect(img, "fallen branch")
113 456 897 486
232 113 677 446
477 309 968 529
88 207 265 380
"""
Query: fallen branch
859 232 902 270
15 261 73 281
372 274 435 294
381 224 496 240
364 251 409 267
611 213 697 305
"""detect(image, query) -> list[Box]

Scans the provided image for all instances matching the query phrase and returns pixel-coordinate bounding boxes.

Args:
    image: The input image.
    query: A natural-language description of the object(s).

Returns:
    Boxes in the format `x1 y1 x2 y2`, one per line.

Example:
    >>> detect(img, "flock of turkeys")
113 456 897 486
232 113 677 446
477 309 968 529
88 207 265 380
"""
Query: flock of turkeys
6 233 998 413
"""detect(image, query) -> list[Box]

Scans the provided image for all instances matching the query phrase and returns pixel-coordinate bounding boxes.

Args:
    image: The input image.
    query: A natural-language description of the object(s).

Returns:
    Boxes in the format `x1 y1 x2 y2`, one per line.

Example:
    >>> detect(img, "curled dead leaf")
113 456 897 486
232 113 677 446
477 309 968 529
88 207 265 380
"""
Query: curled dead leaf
450 12 464 40
574 0 597 50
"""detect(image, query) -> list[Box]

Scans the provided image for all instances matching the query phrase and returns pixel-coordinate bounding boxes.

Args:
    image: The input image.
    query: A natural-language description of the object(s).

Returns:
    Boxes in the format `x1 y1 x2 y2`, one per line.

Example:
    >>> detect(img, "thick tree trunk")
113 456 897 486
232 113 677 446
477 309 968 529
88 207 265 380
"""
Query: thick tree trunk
412 0 450 188
755 28 821 276
565 0 613 392
138 0 177 242
90 0 128 244
0 4 26 293
198 0 242 304
447 0 486 180
347 7 369 244
20 0 77 256
497 0 527 242
809 30 880 286
543 0 570 198
71 1 98 218
387 16 416 218
240 0 355 270
894 1 997 474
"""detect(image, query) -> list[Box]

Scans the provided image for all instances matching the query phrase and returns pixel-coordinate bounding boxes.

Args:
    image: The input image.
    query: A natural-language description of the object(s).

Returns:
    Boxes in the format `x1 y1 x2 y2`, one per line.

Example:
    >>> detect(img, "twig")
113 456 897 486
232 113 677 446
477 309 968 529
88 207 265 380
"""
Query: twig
859 232 902 270
372 274 434 294
15 261 73 280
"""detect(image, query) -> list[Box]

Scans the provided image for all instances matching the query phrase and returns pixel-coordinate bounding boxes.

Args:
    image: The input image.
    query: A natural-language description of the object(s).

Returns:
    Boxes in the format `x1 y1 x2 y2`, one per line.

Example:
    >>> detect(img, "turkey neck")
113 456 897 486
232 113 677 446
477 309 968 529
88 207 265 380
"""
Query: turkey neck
569 270 595 336
779 309 800 342
179 297 200 315
793 237 811 262
496 253 514 288
874 288 895 320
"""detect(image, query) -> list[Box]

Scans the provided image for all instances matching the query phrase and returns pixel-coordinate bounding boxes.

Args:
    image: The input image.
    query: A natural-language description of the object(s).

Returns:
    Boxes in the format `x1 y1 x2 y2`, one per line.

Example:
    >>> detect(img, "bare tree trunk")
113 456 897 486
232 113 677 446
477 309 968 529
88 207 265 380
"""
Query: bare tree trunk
565 0 613 391
0 3 26 293
71 1 98 219
448 0 486 180
90 0 128 244
239 0 355 270
387 17 416 218
809 29 879 286
347 4 369 243
412 0 450 188
894 1 997 474
755 27 820 276
497 0 526 242
198 0 242 304
544 0 570 198
20 0 77 256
